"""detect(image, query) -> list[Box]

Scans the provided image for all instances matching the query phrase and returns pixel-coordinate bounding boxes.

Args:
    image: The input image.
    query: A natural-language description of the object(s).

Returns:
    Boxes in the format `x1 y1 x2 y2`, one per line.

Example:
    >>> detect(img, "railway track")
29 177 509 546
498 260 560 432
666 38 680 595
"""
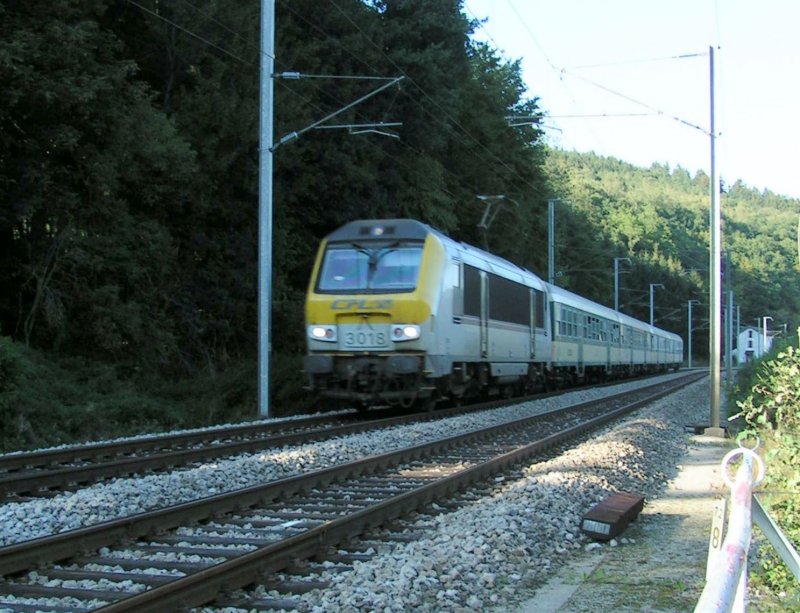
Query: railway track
0 372 703 612
0 405 474 500
0 376 651 500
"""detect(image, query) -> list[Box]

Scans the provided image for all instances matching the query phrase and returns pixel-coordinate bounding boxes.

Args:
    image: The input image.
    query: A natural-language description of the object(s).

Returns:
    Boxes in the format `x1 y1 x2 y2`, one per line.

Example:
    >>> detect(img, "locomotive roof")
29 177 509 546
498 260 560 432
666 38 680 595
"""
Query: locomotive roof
325 219 432 243
324 219 544 287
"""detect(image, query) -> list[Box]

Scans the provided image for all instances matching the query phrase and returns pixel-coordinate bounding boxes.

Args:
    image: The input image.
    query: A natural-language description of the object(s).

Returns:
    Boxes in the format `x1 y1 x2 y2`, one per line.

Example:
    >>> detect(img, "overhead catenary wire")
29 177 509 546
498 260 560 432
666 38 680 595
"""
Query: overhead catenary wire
490 0 712 142
274 2 512 202
275 0 538 203
555 65 710 136
496 0 607 150
325 0 547 199
125 0 260 64
564 52 707 71
127 0 552 230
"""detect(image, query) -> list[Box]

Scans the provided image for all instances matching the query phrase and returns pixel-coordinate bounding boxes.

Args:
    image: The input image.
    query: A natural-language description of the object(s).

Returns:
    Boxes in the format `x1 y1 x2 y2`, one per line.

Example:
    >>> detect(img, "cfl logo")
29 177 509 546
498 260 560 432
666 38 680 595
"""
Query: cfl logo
331 299 394 310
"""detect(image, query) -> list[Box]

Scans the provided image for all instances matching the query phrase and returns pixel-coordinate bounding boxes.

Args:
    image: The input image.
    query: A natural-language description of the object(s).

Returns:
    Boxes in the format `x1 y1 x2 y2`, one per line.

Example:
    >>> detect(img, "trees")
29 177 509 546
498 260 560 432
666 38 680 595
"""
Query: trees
0 0 197 368
546 149 800 359
0 0 550 391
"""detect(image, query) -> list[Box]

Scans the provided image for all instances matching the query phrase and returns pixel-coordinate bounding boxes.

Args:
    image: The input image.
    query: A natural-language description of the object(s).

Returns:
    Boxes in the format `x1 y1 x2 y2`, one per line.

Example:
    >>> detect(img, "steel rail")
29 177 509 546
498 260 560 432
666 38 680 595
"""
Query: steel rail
0 413 352 471
0 378 611 499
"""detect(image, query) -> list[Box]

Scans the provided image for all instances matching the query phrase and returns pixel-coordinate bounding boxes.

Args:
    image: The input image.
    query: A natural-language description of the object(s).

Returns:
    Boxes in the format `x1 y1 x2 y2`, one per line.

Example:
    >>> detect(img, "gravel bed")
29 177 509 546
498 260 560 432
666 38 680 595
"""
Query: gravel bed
0 373 689 547
210 376 711 613
0 410 353 458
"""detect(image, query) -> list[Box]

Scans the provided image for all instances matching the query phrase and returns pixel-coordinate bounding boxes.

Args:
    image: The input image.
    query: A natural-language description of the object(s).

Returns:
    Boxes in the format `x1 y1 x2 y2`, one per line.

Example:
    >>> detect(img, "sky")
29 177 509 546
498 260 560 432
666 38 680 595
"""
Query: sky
463 0 800 199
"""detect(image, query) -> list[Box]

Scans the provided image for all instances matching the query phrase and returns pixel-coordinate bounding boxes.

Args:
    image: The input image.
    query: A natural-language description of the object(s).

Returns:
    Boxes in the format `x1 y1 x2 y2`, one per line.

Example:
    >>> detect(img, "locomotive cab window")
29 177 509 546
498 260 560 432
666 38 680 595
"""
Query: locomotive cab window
317 243 423 293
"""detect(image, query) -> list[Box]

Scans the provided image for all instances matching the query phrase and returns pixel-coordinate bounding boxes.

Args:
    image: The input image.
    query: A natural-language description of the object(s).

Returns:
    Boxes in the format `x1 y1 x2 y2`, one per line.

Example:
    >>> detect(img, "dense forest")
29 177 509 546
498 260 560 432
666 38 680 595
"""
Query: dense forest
2 0 799 450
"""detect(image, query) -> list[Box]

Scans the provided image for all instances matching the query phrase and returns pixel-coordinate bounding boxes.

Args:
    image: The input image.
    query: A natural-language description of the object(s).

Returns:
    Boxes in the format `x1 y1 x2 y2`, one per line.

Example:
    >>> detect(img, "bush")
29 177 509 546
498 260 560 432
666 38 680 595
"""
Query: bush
731 346 800 605
0 336 35 451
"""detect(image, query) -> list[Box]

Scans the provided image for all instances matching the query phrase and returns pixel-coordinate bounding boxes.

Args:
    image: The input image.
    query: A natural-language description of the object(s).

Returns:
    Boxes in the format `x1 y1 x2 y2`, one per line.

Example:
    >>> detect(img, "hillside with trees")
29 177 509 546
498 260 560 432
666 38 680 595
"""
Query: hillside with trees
1 0 799 450
547 150 800 351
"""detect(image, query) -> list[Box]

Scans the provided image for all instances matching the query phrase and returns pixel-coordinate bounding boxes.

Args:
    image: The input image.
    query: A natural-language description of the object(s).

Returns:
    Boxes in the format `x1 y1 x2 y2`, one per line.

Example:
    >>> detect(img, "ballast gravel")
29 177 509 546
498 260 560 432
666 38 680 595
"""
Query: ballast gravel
0 373 710 613
222 377 713 613
0 372 688 546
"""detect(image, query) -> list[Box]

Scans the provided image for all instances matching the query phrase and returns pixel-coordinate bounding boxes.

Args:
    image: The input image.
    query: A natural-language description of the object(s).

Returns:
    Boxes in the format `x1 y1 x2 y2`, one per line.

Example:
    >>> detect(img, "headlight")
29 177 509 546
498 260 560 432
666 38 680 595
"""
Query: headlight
391 324 421 341
309 325 337 342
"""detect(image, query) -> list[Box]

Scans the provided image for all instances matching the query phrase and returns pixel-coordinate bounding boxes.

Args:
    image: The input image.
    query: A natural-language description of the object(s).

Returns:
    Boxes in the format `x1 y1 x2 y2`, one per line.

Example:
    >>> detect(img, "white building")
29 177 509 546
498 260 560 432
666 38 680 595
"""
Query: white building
736 326 772 363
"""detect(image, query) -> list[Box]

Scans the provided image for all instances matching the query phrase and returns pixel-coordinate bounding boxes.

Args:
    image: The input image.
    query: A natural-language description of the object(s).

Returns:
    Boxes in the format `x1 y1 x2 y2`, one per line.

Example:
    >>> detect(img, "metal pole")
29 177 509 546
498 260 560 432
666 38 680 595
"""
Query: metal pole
737 305 740 344
763 315 772 356
614 257 630 312
258 0 275 418
688 300 699 368
689 301 693 368
649 283 663 326
727 291 734 381
548 199 555 285
708 45 723 434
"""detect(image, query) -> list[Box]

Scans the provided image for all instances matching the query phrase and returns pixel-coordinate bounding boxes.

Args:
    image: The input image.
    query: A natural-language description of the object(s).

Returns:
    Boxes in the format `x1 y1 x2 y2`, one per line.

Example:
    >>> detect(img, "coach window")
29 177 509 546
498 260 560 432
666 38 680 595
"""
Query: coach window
489 274 530 325
463 264 481 317
558 307 571 337
587 316 601 341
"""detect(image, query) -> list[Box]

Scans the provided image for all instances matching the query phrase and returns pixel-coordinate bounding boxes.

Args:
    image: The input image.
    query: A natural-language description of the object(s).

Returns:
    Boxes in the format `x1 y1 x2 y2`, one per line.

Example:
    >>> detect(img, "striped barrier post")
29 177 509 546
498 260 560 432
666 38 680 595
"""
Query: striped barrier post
695 445 765 613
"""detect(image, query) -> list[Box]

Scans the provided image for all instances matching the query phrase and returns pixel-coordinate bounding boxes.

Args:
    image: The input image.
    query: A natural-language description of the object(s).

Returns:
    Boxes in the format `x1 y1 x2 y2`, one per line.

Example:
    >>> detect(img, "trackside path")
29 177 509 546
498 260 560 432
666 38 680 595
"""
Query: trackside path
518 431 732 612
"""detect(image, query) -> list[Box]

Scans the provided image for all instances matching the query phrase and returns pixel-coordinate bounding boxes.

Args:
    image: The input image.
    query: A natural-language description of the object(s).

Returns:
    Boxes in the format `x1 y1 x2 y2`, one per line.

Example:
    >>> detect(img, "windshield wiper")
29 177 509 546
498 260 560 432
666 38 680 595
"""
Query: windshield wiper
350 241 401 270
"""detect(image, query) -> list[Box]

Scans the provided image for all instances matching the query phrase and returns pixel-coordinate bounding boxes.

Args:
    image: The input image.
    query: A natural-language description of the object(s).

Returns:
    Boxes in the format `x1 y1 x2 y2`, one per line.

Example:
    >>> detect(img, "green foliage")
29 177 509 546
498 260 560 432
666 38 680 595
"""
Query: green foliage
0 0 198 373
0 336 183 452
0 335 288 453
1 0 552 383
0 336 32 447
730 347 800 602
734 346 800 434
546 149 800 362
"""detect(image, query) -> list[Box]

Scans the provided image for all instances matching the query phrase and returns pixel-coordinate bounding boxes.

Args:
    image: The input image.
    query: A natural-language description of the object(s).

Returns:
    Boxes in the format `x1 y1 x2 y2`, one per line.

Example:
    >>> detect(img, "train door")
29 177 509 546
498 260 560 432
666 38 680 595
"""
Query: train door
451 259 463 323
462 263 484 360
577 312 585 377
480 271 489 358
529 289 536 358
626 326 634 367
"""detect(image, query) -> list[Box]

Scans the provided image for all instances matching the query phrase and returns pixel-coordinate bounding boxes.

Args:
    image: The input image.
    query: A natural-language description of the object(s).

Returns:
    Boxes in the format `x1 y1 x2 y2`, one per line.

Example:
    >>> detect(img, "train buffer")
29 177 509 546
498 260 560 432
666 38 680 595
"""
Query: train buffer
580 491 645 541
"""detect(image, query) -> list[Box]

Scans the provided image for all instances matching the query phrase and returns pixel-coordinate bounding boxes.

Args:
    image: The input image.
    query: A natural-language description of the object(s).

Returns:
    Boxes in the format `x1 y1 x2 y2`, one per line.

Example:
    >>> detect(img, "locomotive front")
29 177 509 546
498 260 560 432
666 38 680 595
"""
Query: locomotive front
303 219 444 409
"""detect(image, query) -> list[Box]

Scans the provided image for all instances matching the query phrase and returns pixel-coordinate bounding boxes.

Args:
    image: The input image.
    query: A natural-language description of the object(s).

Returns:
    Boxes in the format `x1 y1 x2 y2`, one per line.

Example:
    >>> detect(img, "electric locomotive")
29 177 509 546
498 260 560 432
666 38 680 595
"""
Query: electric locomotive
303 219 548 408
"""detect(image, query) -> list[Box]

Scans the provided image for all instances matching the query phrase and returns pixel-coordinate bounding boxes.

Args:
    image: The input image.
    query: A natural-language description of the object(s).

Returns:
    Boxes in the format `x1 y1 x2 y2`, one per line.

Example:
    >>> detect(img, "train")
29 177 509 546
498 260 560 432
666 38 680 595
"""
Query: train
303 219 683 410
